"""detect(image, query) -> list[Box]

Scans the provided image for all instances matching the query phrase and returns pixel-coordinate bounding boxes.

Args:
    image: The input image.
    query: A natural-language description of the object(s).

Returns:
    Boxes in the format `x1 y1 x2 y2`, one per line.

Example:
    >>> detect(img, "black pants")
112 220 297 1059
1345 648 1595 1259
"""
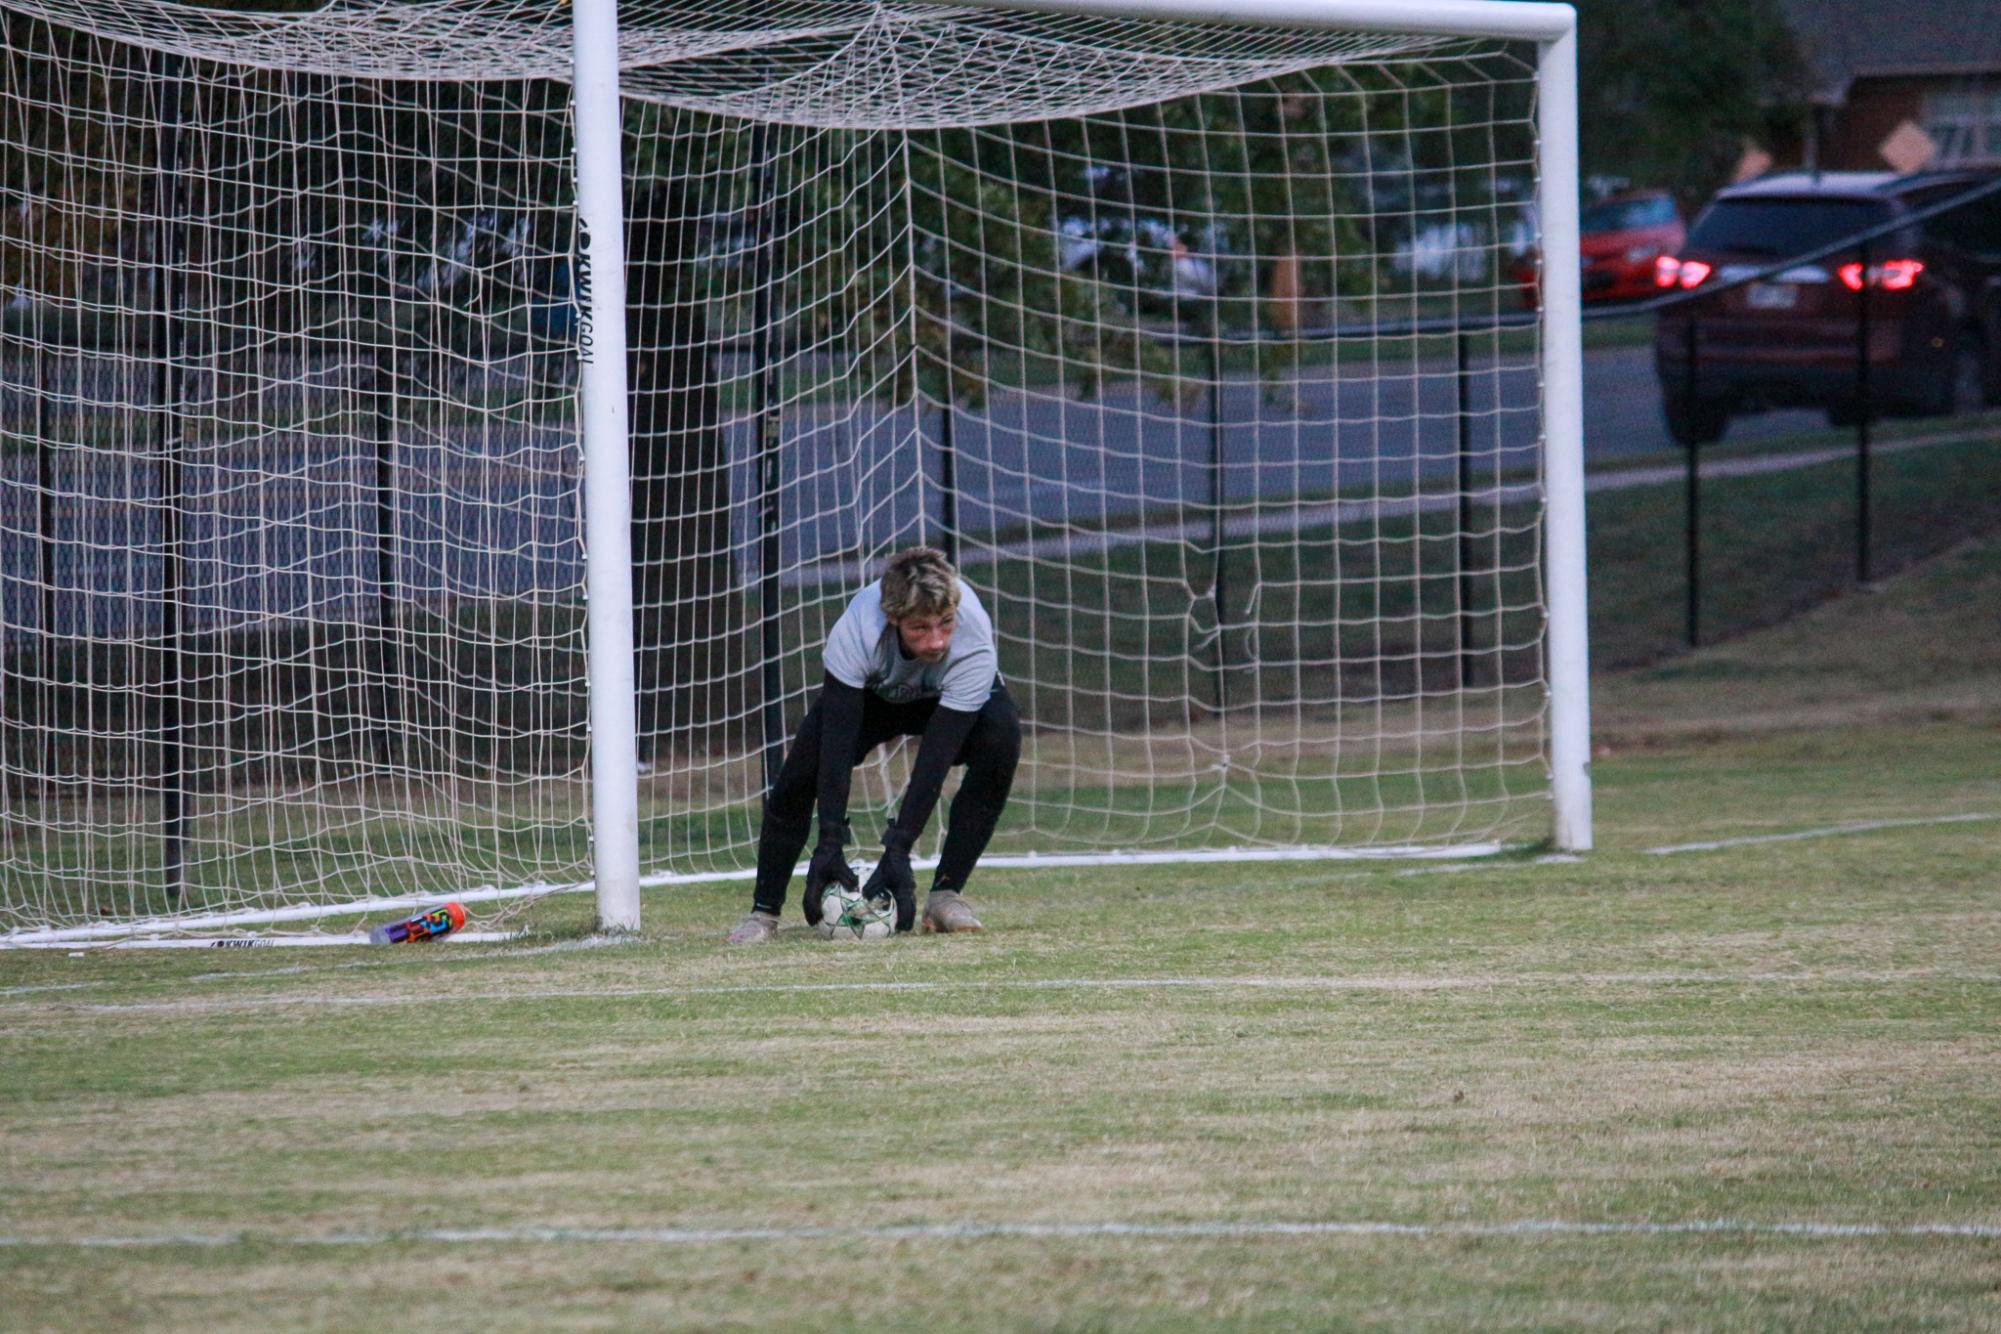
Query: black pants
752 684 1020 916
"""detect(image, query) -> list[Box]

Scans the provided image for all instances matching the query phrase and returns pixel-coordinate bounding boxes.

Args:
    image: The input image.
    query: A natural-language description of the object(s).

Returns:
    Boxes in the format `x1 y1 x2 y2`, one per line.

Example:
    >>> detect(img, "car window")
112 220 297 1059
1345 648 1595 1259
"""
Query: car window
1581 195 1677 232
1686 198 1900 258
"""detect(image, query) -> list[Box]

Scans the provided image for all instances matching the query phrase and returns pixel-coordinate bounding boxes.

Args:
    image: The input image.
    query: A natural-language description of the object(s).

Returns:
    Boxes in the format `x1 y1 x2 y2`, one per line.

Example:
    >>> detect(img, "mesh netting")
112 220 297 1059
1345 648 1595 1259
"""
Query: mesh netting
1 0 1549 939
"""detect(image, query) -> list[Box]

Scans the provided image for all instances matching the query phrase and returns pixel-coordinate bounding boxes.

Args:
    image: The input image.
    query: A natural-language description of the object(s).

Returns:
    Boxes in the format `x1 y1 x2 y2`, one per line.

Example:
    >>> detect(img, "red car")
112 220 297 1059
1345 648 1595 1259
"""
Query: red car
1515 189 1687 306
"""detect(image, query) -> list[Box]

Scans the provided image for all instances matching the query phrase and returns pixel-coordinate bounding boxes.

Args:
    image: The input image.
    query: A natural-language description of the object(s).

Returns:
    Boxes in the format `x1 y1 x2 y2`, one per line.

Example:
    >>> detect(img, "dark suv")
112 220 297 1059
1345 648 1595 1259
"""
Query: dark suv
1653 170 2001 444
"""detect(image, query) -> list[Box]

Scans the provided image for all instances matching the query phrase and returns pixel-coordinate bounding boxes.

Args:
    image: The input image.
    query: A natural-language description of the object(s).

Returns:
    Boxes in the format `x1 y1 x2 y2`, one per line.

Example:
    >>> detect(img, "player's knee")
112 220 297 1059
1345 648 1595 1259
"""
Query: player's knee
989 699 1022 774
990 725 1021 786
963 727 1019 809
758 787 814 840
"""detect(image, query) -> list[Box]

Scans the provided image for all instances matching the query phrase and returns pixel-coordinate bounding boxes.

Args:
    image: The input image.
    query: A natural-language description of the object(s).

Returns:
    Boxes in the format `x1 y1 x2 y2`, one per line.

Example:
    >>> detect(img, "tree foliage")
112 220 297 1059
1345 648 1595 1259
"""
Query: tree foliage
1574 0 1806 205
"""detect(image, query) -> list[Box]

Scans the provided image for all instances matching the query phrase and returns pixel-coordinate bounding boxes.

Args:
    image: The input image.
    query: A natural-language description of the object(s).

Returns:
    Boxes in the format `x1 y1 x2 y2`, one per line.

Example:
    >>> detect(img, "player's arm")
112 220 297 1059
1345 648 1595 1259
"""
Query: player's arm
888 636 997 852
887 704 980 849
862 701 979 930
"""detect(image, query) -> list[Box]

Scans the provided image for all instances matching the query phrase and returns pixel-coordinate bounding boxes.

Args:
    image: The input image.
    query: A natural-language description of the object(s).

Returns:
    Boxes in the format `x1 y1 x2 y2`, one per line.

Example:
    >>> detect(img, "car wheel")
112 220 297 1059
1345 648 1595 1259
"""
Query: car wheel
1966 326 1999 408
1663 394 1728 447
1918 329 1983 417
1957 333 1986 412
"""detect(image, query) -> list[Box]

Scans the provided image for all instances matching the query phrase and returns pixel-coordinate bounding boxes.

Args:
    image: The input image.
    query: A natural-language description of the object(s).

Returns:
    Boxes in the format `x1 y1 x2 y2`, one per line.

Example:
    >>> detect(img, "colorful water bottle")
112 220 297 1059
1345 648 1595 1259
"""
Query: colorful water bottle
368 901 467 945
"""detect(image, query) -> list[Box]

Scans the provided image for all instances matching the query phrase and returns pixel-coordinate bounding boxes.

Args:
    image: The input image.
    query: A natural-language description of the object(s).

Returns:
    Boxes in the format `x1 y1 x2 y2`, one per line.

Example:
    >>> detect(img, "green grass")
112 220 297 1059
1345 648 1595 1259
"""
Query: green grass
1587 427 2001 666
5 527 2001 1328
7 416 1995 929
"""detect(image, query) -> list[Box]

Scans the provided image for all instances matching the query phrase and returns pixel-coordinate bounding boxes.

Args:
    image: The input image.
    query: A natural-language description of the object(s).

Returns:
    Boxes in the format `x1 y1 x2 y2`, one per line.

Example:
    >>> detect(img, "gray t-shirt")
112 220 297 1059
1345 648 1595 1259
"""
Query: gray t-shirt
823 578 999 712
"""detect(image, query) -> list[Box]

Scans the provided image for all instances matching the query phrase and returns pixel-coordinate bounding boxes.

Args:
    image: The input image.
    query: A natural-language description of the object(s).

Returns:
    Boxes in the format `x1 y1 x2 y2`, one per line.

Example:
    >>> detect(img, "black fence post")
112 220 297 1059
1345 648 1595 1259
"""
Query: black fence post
1455 330 1477 689
1854 236 1874 586
1205 331 1229 714
151 54 190 902
370 343 404 767
34 306 57 798
1682 317 1702 648
31 284 62 844
750 122 785 798
935 397 959 567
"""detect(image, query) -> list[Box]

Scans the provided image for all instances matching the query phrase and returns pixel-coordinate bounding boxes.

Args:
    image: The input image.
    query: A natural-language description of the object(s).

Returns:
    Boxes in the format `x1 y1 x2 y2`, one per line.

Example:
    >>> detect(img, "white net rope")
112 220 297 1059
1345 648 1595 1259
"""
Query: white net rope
2 0 1549 938
2 1 1462 119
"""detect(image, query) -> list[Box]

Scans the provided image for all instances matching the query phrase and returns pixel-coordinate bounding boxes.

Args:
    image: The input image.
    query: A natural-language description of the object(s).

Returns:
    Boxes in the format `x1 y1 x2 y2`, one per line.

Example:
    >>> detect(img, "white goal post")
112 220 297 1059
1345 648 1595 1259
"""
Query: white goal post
571 0 641 932
0 0 1588 945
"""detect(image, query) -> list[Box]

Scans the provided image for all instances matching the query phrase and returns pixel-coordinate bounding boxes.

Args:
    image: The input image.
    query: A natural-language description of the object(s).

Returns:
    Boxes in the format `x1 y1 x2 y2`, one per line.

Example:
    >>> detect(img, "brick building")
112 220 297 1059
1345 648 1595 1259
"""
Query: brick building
1782 0 2001 170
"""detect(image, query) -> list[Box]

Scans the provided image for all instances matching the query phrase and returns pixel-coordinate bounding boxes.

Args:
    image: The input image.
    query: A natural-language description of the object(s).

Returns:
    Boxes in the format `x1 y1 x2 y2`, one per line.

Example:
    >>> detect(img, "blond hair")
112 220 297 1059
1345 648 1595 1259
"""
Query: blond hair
879 546 960 620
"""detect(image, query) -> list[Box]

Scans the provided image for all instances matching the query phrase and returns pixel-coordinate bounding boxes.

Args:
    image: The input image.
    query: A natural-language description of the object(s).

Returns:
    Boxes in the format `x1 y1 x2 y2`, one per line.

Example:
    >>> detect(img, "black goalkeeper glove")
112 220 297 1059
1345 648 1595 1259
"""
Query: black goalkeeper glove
802 820 857 926
862 828 918 933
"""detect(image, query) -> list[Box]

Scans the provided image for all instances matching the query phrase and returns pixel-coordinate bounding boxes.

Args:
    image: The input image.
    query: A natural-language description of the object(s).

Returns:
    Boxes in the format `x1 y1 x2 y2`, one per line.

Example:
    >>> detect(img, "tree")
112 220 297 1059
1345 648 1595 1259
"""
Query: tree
1574 0 1806 205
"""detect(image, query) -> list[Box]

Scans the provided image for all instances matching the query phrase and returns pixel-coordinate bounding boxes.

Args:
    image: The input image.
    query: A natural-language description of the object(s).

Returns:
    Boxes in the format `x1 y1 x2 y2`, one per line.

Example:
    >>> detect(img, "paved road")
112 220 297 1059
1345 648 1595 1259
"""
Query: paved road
758 340 1834 580
1573 343 1827 462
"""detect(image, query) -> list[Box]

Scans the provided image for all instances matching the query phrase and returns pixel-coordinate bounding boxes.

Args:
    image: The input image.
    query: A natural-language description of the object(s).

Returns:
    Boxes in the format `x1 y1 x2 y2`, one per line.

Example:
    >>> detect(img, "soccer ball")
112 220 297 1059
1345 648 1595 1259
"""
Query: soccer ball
816 867 895 941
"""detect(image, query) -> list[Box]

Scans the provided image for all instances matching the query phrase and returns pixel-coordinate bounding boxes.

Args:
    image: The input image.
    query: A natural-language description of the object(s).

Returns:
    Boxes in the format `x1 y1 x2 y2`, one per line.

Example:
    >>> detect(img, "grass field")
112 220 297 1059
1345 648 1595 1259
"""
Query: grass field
4 530 2001 1328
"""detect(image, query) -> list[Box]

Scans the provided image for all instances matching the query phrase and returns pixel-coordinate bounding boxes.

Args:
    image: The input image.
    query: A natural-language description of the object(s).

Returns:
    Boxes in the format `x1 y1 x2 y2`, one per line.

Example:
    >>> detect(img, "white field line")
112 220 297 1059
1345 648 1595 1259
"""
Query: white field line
781 428 1986 590
3 1217 1997 1250
1 931 524 952
1646 812 2000 855
0 844 1506 948
0 882 594 946
28 969 1999 1018
1398 853 1579 875
941 843 1505 868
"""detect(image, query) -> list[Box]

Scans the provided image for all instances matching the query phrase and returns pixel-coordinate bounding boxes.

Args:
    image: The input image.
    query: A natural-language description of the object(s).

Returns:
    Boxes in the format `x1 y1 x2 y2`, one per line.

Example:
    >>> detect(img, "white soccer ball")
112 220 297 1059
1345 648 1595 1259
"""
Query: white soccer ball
816 868 895 941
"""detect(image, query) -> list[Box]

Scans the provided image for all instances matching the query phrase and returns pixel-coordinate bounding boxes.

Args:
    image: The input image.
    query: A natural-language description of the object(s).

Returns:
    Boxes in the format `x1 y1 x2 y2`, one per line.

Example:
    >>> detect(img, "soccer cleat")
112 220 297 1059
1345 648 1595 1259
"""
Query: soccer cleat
726 910 780 944
921 890 984 934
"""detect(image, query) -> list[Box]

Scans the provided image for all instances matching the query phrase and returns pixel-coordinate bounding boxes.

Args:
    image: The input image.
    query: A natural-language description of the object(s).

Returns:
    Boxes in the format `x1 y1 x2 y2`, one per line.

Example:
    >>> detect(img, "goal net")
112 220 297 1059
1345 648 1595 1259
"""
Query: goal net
0 0 1585 942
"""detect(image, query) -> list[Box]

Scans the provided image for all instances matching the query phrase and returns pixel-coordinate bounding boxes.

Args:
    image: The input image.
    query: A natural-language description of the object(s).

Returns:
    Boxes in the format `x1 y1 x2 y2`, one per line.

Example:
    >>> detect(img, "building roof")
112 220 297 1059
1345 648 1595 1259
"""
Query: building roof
1781 0 2001 104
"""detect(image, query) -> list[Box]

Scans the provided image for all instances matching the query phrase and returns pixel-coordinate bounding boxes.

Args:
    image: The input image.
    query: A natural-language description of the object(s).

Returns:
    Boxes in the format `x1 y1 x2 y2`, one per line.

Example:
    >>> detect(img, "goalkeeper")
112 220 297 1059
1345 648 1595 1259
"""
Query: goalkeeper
727 546 1020 944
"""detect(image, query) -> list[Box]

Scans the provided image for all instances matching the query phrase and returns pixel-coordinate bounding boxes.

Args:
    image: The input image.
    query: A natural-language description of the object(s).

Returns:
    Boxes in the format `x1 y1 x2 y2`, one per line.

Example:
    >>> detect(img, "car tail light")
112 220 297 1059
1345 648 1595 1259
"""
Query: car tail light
1836 258 1924 292
1655 256 1711 289
1880 259 1924 290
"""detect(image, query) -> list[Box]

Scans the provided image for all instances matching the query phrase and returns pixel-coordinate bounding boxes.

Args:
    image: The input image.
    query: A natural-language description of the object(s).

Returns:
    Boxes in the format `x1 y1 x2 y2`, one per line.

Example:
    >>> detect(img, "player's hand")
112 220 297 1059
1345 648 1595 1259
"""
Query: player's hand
803 820 857 926
863 829 917 933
